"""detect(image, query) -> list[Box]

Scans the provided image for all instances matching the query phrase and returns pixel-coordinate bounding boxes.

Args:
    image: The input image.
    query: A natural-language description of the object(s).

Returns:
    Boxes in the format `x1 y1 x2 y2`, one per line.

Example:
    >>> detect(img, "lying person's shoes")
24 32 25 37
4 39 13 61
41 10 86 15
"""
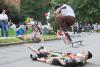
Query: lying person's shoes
33 56 37 61
38 46 44 50
30 54 33 59
30 54 37 61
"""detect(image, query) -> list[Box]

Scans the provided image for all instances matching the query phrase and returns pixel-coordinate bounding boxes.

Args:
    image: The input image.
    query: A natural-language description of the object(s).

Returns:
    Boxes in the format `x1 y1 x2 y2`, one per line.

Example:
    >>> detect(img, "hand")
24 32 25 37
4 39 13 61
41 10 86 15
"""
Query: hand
24 43 30 47
53 57 60 60
53 11 59 15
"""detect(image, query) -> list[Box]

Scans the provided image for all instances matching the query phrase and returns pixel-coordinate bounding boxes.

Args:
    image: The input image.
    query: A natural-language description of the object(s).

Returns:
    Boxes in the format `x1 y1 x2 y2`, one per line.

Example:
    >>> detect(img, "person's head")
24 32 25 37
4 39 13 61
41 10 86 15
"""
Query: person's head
1 9 6 15
61 52 67 57
54 4 62 10
87 51 92 59
34 27 38 32
54 4 67 10
34 25 41 33
59 27 63 30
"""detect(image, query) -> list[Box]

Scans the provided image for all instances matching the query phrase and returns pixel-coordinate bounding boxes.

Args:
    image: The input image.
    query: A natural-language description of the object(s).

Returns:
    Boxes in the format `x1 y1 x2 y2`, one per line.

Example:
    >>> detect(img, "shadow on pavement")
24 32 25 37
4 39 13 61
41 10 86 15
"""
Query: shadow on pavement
82 62 100 67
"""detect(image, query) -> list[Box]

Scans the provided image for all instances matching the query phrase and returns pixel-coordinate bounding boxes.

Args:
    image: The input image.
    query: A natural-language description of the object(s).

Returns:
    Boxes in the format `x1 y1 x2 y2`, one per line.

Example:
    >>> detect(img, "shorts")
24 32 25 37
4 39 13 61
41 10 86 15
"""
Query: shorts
37 52 48 58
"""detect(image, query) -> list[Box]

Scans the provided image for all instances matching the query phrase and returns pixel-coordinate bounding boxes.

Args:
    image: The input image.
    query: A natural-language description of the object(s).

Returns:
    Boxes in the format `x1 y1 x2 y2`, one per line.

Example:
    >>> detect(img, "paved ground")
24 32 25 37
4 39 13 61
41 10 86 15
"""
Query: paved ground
0 32 100 67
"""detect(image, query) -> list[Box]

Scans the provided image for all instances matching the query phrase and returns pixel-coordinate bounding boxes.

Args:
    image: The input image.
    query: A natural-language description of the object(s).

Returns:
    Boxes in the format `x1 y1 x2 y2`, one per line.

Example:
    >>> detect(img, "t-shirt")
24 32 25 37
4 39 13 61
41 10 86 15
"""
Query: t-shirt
57 4 75 17
0 14 8 21
64 57 74 63
68 52 85 63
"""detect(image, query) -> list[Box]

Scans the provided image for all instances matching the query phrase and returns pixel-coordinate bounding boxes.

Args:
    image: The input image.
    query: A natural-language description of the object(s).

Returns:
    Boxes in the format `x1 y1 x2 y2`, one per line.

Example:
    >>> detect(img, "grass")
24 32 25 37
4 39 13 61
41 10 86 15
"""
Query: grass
0 37 23 44
0 28 16 37
0 35 57 44
0 28 57 44
43 35 57 40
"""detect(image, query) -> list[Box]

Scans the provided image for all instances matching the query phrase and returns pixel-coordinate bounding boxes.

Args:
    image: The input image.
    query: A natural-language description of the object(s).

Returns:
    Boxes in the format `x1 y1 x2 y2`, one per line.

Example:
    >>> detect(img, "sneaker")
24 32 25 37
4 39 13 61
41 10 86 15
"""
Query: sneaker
30 54 37 61
30 54 33 59
33 56 37 61
38 46 44 51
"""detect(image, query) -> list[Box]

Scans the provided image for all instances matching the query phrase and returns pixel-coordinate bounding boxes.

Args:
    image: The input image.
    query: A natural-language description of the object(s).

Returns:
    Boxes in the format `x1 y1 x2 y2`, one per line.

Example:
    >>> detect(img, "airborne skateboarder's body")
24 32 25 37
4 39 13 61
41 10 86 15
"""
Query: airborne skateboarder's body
54 4 75 42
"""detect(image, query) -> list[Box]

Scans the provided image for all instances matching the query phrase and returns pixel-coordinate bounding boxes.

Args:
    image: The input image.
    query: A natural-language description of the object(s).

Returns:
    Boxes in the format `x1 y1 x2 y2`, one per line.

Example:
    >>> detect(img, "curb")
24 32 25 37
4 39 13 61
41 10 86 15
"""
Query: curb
0 39 58 47
0 42 26 47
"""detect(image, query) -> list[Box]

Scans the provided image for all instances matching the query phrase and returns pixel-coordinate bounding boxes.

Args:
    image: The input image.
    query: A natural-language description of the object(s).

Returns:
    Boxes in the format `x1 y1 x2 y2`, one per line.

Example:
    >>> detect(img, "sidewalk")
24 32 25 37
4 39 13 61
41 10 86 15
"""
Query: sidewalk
0 36 58 46
0 32 94 46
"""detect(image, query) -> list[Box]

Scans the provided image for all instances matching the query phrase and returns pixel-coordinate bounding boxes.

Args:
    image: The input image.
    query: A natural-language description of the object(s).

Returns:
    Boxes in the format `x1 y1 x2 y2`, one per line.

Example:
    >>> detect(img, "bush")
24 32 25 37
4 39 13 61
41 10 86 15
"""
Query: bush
48 16 59 32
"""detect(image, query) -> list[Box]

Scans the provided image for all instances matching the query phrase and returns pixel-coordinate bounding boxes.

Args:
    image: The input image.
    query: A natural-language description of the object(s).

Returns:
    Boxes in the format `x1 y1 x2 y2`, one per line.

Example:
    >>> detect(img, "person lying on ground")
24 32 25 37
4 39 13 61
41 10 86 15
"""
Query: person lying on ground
30 49 92 67
30 50 76 66
29 46 92 66
29 46 60 58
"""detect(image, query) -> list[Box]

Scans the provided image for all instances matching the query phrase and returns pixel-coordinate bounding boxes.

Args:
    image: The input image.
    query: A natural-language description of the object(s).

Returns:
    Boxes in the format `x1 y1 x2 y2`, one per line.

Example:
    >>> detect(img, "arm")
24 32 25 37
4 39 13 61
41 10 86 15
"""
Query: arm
24 44 40 54
56 30 60 38
55 4 67 14
4 14 8 22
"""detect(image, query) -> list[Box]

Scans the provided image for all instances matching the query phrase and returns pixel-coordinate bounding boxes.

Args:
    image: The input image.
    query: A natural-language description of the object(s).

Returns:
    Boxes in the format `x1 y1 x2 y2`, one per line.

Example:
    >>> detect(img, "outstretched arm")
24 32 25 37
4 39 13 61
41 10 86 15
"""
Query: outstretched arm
55 4 67 14
24 44 40 54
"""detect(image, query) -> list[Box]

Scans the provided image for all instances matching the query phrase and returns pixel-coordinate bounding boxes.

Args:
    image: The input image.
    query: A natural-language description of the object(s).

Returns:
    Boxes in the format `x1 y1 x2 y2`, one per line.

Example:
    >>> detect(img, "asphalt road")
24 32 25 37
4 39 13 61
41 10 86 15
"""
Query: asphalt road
0 32 100 67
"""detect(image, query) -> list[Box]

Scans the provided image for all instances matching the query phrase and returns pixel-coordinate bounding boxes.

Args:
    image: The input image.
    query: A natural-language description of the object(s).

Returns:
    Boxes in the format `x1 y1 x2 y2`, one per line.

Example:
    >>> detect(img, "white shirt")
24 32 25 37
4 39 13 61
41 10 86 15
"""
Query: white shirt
56 4 75 17
0 13 8 21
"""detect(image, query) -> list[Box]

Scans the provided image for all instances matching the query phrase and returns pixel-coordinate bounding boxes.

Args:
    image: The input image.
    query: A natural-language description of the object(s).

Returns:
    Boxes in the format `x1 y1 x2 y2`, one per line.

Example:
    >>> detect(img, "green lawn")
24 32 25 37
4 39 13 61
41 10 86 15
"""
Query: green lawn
0 37 23 44
0 28 57 44
0 35 57 44
0 28 16 37
43 35 57 40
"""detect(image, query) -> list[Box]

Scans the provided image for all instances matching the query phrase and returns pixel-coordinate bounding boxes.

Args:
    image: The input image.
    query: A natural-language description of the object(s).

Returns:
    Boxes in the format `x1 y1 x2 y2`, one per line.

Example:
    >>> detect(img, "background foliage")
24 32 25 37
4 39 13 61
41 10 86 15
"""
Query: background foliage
50 0 100 23
21 0 51 24
1 0 100 24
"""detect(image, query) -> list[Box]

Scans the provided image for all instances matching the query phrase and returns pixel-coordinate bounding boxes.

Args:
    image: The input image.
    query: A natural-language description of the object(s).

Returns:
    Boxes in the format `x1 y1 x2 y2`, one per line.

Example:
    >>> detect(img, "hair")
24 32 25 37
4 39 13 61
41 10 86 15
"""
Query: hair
51 57 78 67
0 9 5 13
87 51 92 59
54 4 62 10
54 5 60 10
38 46 44 51
51 59 63 66
64 60 78 67
33 25 42 34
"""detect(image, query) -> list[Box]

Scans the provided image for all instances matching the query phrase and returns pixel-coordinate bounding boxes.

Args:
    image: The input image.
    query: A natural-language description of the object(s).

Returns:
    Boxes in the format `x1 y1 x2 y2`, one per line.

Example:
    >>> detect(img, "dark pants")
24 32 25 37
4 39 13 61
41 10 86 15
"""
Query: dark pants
0 21 8 37
55 15 75 41
55 15 75 31
37 52 48 58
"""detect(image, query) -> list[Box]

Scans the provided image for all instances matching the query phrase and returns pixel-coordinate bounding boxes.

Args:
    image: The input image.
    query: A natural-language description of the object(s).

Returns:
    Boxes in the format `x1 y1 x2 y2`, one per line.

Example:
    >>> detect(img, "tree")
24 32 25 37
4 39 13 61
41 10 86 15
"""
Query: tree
0 0 7 13
0 0 21 24
21 0 51 24
70 0 100 23
50 0 100 23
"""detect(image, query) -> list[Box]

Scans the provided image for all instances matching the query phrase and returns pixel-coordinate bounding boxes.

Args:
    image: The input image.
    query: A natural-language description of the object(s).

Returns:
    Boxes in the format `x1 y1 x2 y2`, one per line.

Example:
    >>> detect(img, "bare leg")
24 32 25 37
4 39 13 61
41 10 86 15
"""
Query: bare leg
65 32 72 42
37 58 47 63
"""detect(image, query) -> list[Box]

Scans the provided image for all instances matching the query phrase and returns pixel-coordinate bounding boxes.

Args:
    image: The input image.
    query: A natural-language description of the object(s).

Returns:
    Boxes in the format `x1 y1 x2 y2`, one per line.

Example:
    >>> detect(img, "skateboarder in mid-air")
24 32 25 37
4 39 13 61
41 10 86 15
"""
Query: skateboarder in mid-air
54 4 76 43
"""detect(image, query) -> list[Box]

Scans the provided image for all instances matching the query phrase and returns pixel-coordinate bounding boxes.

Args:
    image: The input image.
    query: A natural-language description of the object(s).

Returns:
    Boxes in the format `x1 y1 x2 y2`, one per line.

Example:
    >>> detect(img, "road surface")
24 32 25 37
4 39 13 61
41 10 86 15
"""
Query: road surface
0 32 100 67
